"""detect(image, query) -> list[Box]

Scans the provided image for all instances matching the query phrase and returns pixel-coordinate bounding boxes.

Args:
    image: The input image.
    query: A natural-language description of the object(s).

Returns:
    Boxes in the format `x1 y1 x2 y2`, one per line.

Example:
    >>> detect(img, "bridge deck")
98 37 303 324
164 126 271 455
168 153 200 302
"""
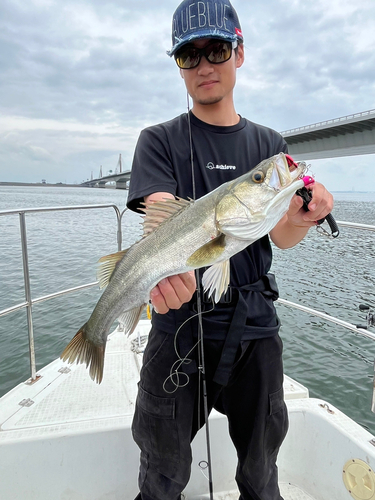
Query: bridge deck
281 109 375 159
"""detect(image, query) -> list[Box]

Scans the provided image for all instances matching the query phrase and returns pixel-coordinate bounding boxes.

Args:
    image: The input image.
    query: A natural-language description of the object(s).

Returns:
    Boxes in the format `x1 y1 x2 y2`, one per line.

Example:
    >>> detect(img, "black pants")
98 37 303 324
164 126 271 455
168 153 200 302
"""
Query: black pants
132 327 288 500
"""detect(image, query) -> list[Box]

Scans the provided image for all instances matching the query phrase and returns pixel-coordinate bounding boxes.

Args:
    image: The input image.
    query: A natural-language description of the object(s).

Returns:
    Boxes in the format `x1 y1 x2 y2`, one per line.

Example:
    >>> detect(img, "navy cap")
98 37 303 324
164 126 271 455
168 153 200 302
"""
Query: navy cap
168 0 243 57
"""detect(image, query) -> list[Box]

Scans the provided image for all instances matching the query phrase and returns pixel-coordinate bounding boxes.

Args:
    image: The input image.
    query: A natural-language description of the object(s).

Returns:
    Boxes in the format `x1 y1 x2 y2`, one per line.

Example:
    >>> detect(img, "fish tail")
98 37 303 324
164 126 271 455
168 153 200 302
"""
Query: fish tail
60 323 106 384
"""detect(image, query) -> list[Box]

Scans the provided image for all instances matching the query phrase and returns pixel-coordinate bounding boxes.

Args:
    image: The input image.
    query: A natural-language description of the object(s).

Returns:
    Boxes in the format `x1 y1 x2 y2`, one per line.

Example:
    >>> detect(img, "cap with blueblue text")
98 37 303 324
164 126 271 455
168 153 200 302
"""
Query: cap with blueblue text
167 0 243 56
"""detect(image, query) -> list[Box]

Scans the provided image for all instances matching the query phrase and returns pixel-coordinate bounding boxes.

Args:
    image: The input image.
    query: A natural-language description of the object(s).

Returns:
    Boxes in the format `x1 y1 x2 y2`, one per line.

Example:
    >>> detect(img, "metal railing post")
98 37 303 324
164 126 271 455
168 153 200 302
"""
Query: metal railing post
19 212 37 381
117 208 129 251
116 206 123 251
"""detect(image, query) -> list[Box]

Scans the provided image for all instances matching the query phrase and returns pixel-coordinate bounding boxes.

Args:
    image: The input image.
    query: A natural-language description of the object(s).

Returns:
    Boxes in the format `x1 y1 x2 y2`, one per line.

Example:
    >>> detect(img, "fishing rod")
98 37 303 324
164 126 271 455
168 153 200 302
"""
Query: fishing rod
187 95 215 500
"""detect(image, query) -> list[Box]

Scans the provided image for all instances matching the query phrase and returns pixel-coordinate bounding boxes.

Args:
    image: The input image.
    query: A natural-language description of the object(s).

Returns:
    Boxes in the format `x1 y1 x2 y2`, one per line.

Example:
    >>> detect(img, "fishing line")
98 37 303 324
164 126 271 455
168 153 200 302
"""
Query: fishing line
163 302 215 394
187 93 196 202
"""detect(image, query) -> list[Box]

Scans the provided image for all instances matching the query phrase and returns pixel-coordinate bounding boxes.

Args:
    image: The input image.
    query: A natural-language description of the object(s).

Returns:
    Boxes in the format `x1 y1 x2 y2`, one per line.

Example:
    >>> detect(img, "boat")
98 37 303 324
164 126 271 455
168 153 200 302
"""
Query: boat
0 202 375 500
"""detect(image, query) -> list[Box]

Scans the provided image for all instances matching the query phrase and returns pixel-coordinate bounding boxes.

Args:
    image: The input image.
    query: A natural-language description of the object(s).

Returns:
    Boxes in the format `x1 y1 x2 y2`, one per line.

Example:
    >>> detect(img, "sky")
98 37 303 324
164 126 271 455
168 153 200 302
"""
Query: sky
0 0 374 190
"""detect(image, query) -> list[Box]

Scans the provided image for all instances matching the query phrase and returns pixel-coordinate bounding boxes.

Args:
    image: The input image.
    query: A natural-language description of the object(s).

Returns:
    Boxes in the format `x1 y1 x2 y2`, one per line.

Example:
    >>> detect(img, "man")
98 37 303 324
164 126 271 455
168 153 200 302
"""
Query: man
127 1 333 499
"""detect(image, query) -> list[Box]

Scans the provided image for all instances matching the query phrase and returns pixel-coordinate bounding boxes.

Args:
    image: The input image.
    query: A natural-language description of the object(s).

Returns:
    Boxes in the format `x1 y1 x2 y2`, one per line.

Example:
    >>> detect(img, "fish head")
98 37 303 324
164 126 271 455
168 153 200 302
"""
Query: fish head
216 153 307 240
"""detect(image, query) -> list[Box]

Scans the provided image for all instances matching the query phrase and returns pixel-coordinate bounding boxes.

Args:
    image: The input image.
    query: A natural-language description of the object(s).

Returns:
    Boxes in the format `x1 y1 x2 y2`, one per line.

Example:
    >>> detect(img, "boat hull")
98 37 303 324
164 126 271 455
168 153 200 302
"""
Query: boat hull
1 322 375 500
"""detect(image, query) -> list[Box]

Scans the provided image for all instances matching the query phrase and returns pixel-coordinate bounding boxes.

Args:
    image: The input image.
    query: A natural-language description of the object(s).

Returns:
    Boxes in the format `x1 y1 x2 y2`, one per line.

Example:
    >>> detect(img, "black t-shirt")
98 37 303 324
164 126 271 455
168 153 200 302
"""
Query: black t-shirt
127 112 288 339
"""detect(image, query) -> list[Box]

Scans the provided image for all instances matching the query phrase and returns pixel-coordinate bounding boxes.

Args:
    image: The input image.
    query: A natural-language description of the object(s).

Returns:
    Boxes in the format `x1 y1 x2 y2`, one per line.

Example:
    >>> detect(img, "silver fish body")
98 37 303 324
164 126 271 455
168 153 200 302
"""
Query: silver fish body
61 153 306 382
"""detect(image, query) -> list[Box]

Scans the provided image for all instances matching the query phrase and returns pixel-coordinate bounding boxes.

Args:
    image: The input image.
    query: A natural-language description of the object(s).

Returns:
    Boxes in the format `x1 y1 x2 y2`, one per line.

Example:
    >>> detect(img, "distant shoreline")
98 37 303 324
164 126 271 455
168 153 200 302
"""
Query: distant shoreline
331 190 374 194
0 182 84 188
0 182 373 194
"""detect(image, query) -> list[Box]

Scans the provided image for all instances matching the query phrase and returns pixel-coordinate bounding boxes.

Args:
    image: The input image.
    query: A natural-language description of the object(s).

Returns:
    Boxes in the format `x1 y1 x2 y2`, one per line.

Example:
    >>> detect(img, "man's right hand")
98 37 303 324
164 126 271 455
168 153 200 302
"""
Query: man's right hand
150 272 196 314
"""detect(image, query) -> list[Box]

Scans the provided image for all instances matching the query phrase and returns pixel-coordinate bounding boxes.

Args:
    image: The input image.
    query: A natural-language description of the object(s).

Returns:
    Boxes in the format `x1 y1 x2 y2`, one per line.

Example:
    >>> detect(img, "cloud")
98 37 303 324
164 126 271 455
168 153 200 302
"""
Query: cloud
0 0 374 187
235 0 375 128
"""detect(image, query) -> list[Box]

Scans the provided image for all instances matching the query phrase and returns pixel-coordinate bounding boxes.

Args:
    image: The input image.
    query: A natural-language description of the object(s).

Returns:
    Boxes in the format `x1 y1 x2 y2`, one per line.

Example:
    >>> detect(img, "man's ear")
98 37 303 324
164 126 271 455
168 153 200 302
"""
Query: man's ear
236 43 245 69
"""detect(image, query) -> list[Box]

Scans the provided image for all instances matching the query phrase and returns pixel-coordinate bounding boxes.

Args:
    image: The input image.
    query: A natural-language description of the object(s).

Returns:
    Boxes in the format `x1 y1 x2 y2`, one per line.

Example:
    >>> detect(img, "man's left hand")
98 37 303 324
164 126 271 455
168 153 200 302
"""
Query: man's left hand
287 182 334 228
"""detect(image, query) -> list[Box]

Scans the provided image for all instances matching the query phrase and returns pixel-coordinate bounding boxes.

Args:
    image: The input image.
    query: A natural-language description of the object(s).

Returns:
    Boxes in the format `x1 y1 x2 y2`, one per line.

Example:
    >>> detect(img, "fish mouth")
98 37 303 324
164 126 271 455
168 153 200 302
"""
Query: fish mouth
264 153 306 215
268 153 305 191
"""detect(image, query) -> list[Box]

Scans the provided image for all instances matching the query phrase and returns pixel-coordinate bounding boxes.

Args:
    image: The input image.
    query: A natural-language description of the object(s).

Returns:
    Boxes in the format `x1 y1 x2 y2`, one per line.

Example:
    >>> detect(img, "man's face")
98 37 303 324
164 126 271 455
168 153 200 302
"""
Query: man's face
178 38 244 106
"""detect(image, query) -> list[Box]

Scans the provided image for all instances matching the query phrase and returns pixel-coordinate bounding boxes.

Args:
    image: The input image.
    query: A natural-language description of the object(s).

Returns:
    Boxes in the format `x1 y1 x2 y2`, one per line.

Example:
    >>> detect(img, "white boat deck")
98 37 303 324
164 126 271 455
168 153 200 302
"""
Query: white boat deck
209 485 314 499
1 321 375 500
0 322 307 441
0 329 139 437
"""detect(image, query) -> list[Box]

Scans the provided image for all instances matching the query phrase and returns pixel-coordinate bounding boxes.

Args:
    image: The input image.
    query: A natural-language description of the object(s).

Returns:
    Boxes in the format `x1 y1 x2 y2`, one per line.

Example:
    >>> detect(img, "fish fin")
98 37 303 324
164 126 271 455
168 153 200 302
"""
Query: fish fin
186 233 226 267
60 323 106 384
118 304 145 336
202 260 231 303
141 197 191 237
97 250 128 289
218 219 269 241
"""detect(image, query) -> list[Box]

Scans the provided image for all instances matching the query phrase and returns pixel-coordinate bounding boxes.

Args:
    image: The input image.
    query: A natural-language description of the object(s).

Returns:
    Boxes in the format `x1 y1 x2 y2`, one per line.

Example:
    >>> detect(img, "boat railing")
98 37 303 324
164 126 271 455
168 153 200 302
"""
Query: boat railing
0 207 374 392
276 299 375 341
0 204 128 384
276 219 375 410
335 220 375 232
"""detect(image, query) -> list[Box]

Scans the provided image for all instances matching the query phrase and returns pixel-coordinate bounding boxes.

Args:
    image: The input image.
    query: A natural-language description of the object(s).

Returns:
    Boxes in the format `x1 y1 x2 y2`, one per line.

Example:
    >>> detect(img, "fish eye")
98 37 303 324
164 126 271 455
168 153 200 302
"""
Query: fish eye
252 171 265 183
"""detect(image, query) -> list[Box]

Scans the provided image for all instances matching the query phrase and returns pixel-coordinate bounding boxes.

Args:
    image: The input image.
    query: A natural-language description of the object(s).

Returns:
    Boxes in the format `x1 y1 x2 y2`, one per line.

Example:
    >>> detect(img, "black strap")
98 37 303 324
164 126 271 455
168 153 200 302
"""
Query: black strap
212 288 247 385
212 273 279 386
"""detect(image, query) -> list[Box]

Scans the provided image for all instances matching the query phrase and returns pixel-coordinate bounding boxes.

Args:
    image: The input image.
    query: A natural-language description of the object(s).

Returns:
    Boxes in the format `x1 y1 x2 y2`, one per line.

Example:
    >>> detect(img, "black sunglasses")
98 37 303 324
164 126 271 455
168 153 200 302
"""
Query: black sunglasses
175 40 238 70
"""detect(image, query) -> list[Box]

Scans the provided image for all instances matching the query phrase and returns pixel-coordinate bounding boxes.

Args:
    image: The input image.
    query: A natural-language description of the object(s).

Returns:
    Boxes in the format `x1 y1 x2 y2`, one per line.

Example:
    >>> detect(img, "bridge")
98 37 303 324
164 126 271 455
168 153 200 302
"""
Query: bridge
281 109 375 160
81 110 375 189
81 170 131 189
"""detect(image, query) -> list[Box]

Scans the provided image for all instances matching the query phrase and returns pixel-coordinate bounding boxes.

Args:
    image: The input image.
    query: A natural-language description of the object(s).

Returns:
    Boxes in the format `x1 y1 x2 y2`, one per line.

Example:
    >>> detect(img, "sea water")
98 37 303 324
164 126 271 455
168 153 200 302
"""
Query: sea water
0 185 374 434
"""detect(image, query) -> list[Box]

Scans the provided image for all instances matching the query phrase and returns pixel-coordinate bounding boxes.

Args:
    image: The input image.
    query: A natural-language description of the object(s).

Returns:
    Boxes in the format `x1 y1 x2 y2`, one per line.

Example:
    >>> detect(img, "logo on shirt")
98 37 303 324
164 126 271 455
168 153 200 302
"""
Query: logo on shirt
206 162 236 171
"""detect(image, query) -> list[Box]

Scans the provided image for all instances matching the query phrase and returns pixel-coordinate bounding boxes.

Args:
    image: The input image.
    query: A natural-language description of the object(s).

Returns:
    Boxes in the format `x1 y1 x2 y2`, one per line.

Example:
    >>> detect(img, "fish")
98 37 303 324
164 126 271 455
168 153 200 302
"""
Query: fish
61 152 307 383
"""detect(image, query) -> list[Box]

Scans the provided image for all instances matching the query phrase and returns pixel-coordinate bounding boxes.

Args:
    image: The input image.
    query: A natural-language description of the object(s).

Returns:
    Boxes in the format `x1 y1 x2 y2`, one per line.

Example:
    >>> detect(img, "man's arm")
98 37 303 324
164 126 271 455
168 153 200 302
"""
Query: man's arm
270 182 334 249
145 192 197 314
